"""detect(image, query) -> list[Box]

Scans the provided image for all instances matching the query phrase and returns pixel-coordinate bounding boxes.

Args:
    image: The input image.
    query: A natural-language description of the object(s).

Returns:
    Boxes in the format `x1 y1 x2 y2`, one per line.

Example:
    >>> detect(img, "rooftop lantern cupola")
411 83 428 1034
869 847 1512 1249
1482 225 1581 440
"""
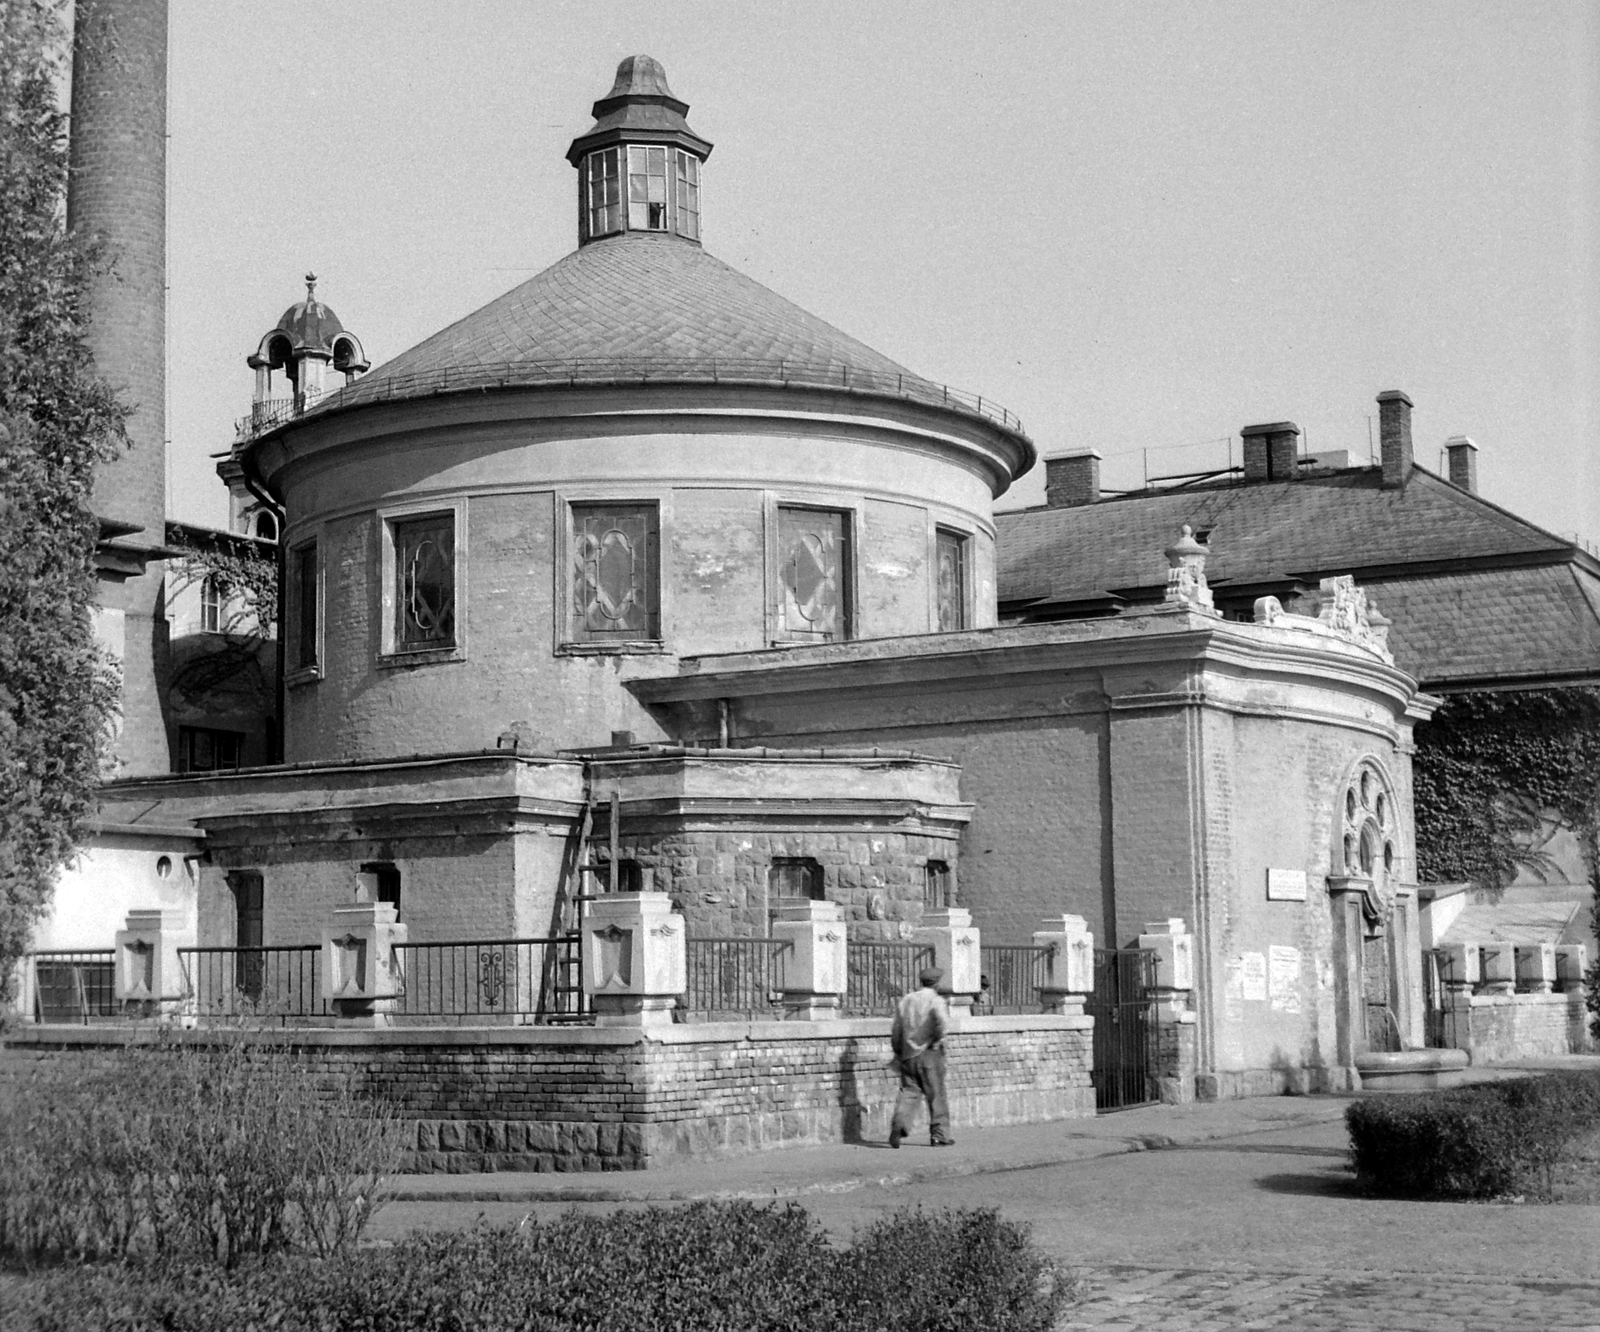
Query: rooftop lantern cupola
567 56 713 247
246 273 370 416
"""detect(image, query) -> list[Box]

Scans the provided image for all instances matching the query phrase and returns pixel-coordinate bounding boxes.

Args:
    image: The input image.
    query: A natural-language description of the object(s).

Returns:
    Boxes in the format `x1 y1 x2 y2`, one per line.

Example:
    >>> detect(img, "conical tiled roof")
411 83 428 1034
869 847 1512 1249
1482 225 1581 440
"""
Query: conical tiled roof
325 232 938 413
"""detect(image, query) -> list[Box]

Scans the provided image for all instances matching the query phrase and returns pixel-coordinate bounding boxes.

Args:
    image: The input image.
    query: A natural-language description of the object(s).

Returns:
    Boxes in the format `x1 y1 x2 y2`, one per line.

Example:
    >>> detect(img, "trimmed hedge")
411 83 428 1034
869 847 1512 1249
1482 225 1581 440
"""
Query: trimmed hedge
1346 1071 1600 1200
2 1201 1076 1332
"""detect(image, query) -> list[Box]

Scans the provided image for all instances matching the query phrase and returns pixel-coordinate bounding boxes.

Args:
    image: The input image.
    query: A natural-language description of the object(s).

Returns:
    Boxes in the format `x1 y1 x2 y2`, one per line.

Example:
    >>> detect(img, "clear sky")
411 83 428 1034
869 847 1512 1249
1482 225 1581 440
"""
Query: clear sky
165 0 1598 544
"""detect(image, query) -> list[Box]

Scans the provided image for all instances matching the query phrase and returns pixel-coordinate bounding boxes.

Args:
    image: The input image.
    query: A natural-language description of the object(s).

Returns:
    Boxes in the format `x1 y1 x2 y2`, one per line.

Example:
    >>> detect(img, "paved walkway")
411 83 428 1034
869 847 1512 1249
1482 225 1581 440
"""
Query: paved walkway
387 1095 1353 1203
1062 1267 1600 1331
374 1059 1600 1330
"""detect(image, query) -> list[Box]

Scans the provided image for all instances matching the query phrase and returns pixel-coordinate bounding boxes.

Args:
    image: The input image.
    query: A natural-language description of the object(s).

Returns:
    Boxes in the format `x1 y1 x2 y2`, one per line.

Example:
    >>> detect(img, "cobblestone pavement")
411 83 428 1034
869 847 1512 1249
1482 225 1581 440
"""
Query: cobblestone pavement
1061 1265 1600 1330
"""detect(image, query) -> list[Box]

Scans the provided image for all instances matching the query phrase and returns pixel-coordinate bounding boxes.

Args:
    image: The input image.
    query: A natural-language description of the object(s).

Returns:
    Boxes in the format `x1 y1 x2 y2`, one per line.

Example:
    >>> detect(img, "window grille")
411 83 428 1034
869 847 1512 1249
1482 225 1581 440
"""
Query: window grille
935 529 968 631
924 860 953 910
293 540 318 669
393 513 456 650
570 504 660 641
177 725 243 773
674 150 699 239
200 575 222 633
627 145 669 231
585 147 623 238
776 507 850 641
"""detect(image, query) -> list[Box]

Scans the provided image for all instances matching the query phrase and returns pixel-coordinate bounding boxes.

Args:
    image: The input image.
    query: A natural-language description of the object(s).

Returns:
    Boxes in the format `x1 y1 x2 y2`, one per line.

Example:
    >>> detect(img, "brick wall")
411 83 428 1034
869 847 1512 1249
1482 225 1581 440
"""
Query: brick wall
7 1016 1092 1173
1462 991 1593 1064
71 0 171 778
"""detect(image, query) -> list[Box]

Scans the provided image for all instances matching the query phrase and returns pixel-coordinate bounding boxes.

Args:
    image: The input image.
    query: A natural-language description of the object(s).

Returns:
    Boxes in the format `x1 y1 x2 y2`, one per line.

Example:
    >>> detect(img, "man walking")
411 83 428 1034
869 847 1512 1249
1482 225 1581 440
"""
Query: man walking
888 966 955 1147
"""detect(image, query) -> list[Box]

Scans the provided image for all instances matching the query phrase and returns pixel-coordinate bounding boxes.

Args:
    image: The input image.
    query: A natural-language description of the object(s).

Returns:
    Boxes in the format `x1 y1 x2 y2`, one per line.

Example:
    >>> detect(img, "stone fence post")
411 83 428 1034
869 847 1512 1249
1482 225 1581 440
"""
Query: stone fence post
915 907 981 1014
584 891 686 1026
1137 917 1196 1104
1480 943 1515 996
772 899 847 1019
1514 943 1556 995
1438 942 1480 1052
322 900 407 1025
1033 915 1094 1017
114 907 194 1019
1555 945 1588 992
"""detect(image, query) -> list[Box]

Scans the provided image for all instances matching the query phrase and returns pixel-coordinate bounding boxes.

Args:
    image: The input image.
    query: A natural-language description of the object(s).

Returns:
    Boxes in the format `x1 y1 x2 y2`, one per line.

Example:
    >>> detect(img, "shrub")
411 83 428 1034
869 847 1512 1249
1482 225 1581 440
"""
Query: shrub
3 1201 1076 1332
1346 1071 1600 1200
0 1032 406 1268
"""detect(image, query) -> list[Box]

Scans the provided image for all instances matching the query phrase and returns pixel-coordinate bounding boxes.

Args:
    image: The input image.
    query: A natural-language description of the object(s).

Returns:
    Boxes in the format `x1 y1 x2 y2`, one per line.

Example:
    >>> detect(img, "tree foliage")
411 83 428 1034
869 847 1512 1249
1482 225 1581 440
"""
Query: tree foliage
1410 686 1600 1039
0 0 127 1005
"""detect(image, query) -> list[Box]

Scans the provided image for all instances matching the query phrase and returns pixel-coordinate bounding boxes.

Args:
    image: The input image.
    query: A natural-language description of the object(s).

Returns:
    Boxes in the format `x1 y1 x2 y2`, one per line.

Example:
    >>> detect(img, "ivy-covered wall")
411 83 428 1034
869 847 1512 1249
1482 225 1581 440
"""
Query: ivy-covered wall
1412 685 1600 1038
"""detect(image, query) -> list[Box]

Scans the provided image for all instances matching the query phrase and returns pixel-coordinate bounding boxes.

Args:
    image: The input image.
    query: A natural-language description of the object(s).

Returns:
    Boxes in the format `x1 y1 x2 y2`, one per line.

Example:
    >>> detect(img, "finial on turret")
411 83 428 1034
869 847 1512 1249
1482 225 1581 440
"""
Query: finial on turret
305 272 318 298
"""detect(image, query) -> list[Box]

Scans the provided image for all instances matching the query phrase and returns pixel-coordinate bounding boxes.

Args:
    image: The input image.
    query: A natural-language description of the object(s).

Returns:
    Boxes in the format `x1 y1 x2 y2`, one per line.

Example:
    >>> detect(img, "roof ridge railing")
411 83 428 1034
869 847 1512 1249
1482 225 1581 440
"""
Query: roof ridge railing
234 357 1027 441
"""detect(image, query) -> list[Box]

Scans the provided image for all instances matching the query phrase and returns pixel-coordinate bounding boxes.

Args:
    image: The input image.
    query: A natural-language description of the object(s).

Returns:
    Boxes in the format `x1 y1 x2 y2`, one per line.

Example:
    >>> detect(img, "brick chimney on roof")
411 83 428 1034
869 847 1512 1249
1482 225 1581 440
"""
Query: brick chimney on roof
1240 422 1300 482
1444 435 1478 494
1378 390 1413 489
1045 450 1101 507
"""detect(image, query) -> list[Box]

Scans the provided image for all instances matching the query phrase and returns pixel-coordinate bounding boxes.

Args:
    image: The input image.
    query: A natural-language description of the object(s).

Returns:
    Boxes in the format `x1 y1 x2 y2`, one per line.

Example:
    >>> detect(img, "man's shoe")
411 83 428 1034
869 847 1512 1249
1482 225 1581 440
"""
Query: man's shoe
888 1127 904 1149
930 1135 955 1147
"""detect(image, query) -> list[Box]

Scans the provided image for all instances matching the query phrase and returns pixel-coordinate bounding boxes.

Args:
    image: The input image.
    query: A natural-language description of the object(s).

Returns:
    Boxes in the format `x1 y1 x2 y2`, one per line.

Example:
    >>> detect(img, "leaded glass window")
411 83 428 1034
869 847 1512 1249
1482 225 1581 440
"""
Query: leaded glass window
627 145 669 231
674 150 699 240
293 540 318 669
393 513 456 651
571 504 660 642
777 507 850 642
585 148 623 238
935 528 968 632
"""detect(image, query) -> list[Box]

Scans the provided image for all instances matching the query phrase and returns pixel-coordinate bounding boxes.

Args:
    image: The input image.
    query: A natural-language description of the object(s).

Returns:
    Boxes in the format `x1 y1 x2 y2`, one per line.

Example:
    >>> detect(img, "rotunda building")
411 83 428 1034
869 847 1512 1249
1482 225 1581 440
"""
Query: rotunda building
239 55 1035 762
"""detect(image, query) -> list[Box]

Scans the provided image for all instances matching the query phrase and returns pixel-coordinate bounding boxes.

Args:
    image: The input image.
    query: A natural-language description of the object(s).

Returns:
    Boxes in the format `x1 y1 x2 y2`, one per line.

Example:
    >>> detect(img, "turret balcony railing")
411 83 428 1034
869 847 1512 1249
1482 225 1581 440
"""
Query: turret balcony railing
231 357 1027 441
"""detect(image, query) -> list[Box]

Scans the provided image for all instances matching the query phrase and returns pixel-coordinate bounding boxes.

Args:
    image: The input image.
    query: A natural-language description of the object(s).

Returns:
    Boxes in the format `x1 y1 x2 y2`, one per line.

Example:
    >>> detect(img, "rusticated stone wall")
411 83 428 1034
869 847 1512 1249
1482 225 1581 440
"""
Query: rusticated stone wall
610 828 963 939
7 1015 1092 1173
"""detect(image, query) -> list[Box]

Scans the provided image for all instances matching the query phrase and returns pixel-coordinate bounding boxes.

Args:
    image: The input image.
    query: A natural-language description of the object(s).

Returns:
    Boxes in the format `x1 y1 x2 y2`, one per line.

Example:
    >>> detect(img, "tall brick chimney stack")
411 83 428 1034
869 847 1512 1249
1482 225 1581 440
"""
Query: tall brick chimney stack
69 0 171 775
1044 450 1101 507
1377 390 1413 489
1240 422 1300 482
1444 435 1478 494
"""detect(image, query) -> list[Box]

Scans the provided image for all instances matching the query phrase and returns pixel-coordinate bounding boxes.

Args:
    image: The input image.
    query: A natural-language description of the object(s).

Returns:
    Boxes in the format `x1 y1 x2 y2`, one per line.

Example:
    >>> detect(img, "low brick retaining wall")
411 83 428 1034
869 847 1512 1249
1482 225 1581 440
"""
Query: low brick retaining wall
1458 991 1592 1064
6 1014 1093 1172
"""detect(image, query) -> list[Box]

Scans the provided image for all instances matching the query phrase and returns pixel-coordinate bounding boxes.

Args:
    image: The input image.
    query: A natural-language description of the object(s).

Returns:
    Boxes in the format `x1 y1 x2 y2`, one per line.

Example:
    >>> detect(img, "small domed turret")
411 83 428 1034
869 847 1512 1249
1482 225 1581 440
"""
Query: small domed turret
247 273 369 412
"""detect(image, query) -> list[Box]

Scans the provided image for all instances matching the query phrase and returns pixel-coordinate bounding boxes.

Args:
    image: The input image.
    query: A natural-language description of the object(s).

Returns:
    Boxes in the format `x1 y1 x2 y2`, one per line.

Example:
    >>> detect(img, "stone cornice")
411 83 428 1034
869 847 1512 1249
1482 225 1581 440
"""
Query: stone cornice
628 612 1419 716
247 381 1031 506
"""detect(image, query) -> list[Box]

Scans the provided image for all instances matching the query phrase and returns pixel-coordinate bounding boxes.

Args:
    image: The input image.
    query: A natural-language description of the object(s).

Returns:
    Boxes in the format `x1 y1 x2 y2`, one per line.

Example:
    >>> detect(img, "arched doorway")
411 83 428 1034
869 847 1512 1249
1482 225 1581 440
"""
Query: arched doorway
1329 759 1406 1059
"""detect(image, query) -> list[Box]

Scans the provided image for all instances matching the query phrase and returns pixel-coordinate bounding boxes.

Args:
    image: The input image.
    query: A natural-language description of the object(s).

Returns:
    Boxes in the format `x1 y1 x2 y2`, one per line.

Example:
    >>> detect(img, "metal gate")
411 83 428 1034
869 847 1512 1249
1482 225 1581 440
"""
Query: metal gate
1087 948 1157 1111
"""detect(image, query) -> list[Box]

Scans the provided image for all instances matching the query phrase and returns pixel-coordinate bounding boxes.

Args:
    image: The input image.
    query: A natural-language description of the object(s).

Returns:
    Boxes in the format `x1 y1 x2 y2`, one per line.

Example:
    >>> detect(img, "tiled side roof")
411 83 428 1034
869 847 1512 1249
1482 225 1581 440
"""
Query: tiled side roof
1373 564 1600 685
1439 901 1583 945
997 467 1565 603
995 466 1600 688
328 233 929 410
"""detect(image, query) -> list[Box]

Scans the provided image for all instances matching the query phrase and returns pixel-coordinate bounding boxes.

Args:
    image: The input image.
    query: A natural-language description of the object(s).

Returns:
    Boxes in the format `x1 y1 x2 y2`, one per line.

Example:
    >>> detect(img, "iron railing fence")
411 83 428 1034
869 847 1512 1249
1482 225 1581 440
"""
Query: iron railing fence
1088 948 1158 1112
844 941 936 1017
27 950 117 1024
178 945 328 1024
682 937 791 1020
233 357 1027 441
976 942 1056 1014
392 936 587 1024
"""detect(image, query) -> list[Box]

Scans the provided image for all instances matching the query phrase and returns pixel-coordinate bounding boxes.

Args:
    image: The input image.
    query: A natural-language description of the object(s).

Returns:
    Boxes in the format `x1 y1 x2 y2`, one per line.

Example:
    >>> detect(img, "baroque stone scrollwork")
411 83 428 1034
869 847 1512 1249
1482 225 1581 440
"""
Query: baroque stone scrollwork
1163 526 1218 615
1254 575 1394 664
